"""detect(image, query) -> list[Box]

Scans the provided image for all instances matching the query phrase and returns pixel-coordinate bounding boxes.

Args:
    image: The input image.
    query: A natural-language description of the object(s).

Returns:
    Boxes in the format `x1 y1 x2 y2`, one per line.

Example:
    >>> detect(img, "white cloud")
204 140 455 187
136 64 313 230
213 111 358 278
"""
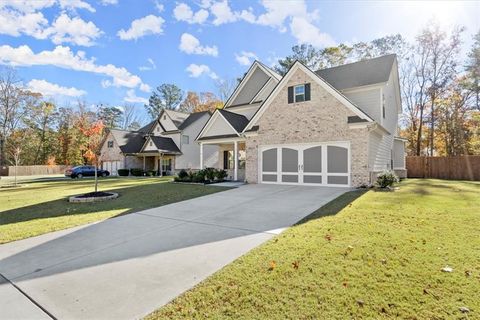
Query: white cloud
139 83 151 92
27 79 86 97
210 0 237 25
235 51 258 66
0 45 149 90
179 33 218 56
46 14 102 46
100 0 118 5
139 58 157 71
58 0 95 12
0 0 94 13
173 3 209 24
154 1 164 12
124 89 148 104
117 15 165 40
186 64 218 79
290 16 335 48
0 9 49 38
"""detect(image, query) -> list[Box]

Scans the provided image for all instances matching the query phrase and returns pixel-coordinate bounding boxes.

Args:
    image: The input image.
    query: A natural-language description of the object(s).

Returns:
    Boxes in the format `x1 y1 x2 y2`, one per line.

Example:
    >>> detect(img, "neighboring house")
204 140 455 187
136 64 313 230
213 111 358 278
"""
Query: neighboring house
196 55 407 187
100 109 218 175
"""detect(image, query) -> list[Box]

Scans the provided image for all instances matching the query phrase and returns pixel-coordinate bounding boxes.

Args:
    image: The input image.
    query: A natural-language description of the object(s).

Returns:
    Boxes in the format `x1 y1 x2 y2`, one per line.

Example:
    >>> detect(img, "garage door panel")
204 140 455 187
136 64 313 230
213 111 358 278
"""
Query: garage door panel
303 146 322 173
262 174 277 182
303 175 322 184
262 148 277 172
282 175 298 183
327 176 348 185
281 148 298 173
327 146 348 173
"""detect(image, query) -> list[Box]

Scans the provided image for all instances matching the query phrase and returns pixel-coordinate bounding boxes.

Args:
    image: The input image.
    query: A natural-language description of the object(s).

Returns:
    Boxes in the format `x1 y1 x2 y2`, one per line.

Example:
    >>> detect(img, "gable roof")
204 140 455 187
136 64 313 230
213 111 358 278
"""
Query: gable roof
218 109 249 132
177 111 209 130
148 136 181 154
243 60 374 132
315 54 396 90
109 129 146 154
138 120 156 133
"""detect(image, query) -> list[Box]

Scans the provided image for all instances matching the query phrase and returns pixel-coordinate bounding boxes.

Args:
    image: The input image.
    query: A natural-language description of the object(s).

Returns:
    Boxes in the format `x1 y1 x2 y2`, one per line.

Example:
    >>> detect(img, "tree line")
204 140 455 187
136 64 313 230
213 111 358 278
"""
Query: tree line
275 23 480 157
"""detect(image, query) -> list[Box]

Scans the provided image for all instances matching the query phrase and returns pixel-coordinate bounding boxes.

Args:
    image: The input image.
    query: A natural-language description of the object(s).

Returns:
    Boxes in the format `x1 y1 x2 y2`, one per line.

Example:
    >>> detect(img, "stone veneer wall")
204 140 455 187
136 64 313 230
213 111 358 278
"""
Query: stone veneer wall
245 67 371 187
100 132 125 163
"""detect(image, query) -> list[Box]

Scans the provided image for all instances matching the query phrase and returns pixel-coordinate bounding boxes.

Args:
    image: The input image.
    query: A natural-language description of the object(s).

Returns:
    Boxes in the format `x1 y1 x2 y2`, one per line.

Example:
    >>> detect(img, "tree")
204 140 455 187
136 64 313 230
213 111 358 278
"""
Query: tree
79 119 105 193
145 84 183 119
178 91 199 113
0 67 35 165
274 44 323 75
97 105 123 129
215 78 237 103
121 104 142 130
24 101 57 164
466 30 480 110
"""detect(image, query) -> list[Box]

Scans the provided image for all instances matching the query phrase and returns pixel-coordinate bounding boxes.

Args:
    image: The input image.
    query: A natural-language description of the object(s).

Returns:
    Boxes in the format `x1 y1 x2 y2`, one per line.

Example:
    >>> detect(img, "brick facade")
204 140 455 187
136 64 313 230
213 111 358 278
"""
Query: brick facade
245 67 371 187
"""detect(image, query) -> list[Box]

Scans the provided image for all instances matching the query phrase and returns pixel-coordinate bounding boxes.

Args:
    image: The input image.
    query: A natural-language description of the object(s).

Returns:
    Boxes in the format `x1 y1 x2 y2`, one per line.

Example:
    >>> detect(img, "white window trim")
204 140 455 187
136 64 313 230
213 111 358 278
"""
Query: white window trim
294 84 306 103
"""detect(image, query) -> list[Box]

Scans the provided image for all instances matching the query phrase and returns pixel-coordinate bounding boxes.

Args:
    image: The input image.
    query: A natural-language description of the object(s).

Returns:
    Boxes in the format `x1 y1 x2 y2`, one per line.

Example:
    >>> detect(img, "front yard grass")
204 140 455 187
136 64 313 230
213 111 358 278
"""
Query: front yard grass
148 179 480 319
0 177 228 244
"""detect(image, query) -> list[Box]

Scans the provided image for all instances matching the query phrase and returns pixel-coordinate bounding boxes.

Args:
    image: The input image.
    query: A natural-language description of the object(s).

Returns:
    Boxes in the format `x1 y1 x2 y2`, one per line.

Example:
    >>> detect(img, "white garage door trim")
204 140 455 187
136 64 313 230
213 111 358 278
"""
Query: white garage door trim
103 160 123 176
258 141 351 187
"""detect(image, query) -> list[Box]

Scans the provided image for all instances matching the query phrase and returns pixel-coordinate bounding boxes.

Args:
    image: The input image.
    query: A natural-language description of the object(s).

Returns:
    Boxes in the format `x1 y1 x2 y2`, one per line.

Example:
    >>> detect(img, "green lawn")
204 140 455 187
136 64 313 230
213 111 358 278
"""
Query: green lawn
148 179 480 319
0 177 228 244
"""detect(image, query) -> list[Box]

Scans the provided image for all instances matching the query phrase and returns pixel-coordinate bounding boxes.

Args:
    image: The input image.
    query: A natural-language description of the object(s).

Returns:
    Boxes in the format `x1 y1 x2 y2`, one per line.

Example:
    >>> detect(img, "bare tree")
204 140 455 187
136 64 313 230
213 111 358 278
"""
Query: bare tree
214 78 237 103
0 67 30 165
10 146 21 187
121 104 142 130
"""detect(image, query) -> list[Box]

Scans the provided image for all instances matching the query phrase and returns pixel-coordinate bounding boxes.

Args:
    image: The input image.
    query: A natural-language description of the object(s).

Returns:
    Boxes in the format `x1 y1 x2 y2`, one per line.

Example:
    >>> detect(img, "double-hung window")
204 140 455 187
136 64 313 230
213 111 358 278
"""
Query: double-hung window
288 83 311 104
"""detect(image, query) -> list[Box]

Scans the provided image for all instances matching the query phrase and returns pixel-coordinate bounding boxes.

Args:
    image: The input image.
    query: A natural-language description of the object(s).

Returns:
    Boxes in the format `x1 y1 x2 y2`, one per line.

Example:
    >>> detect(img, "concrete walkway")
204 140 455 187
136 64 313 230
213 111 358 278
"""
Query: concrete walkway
0 184 347 320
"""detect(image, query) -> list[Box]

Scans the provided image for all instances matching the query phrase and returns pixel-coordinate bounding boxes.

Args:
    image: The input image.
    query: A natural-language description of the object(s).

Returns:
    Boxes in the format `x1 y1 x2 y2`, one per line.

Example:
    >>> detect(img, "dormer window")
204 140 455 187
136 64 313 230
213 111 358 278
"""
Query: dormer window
107 141 113 148
288 83 311 104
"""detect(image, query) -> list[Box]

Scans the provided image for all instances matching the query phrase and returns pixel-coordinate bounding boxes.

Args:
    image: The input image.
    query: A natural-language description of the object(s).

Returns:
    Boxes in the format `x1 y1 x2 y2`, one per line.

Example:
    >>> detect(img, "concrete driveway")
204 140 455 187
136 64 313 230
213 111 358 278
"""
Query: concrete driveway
0 184 347 320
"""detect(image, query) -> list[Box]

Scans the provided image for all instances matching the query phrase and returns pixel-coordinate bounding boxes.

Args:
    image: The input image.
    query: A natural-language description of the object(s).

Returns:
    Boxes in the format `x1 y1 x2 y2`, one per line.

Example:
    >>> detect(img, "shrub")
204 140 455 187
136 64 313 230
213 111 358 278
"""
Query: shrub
130 168 144 176
215 169 228 181
376 170 399 188
146 170 156 177
192 171 205 183
178 169 188 179
204 167 216 181
118 169 129 176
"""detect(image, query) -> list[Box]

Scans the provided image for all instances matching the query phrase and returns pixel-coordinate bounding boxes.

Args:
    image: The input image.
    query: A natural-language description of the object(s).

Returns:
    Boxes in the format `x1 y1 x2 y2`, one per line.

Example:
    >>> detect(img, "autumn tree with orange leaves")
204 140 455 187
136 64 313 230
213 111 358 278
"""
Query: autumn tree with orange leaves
79 118 105 193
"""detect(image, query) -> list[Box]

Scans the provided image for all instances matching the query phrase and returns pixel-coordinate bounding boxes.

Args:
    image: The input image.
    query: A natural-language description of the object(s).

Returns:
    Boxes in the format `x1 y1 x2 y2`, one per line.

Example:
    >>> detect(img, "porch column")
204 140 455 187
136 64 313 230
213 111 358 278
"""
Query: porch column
234 141 238 181
143 156 146 171
159 153 163 177
200 143 204 169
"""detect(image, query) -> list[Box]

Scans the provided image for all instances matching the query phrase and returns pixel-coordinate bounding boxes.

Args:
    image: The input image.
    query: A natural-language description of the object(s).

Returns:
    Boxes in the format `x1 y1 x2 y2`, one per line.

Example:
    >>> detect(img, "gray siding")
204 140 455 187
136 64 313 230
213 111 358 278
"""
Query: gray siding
231 68 269 105
176 113 219 169
369 131 392 171
227 103 261 120
343 87 381 122
253 78 278 102
202 114 236 137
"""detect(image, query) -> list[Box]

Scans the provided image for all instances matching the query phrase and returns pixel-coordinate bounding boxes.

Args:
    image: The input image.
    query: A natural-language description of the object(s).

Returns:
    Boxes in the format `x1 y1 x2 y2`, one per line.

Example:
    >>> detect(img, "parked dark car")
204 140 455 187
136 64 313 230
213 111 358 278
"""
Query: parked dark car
65 166 110 179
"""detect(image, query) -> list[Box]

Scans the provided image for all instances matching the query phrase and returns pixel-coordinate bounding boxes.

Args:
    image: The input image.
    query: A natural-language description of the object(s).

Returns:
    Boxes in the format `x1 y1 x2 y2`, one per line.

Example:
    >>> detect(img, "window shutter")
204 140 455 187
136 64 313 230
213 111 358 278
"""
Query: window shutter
305 83 311 101
287 86 294 104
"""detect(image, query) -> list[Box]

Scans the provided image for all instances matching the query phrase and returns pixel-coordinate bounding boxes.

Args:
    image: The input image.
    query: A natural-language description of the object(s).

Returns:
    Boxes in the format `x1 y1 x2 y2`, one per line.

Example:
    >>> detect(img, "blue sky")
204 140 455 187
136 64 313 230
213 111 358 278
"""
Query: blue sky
0 0 479 120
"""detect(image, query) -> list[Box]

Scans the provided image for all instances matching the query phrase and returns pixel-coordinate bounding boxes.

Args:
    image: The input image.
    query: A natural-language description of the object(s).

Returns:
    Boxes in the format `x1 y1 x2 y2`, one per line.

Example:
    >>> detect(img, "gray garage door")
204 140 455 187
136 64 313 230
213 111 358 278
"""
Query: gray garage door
260 143 350 186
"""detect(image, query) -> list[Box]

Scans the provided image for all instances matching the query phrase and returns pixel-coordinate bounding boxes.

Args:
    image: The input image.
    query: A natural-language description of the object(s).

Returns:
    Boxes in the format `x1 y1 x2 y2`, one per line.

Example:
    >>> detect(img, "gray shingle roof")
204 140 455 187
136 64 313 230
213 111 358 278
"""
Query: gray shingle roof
315 54 396 90
218 109 249 132
178 111 209 130
138 120 156 133
109 129 146 154
149 136 181 154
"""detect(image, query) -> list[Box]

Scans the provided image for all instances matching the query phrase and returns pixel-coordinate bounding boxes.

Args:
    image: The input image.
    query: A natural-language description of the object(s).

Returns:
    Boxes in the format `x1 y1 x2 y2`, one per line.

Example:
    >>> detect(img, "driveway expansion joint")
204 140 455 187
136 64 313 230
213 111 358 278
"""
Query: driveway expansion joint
0 273 57 320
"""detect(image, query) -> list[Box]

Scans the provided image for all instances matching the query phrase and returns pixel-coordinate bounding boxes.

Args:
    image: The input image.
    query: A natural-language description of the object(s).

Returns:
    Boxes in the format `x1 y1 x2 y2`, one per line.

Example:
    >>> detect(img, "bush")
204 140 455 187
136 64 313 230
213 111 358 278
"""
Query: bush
192 171 205 183
215 169 228 181
178 169 188 179
376 170 399 188
118 169 129 176
204 167 216 181
146 170 156 177
130 168 144 176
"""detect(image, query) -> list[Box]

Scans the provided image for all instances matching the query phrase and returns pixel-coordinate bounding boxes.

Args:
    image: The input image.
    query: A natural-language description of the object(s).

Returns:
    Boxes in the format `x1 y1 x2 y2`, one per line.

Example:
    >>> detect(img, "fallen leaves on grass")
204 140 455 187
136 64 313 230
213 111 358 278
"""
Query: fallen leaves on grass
268 261 276 271
292 261 299 270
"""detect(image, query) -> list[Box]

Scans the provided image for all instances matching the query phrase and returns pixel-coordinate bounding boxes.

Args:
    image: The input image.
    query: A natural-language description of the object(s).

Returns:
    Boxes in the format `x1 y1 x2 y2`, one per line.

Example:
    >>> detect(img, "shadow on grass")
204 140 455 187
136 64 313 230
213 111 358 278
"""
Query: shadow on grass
296 189 367 225
0 182 229 226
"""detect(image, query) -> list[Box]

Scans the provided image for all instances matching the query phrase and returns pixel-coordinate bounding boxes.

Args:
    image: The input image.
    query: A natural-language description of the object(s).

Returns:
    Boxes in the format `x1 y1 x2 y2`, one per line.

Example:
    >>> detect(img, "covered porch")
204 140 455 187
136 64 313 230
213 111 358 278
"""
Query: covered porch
135 152 177 176
199 138 246 181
